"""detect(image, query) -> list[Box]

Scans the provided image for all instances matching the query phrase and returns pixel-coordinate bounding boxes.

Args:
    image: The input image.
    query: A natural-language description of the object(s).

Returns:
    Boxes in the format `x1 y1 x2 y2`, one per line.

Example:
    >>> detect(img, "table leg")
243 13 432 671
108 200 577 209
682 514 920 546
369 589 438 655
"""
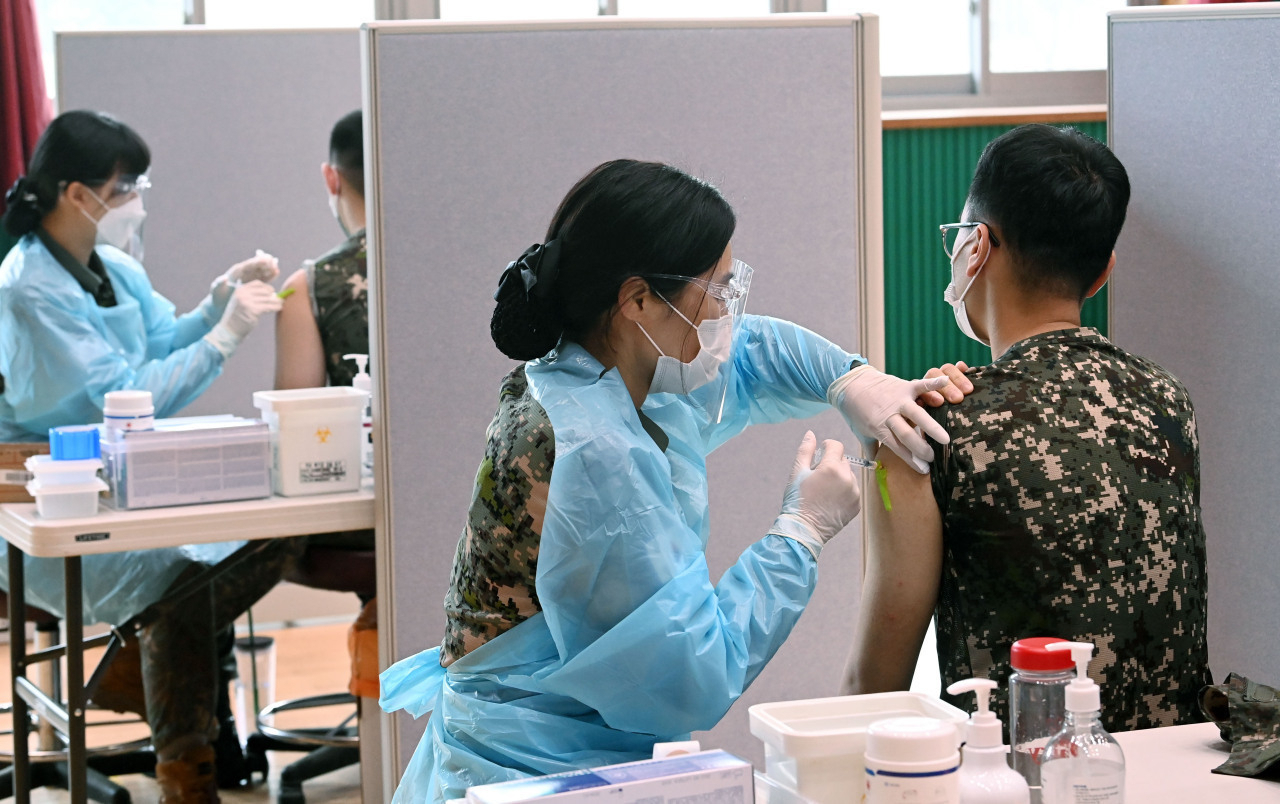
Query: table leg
64 556 87 804
8 544 30 804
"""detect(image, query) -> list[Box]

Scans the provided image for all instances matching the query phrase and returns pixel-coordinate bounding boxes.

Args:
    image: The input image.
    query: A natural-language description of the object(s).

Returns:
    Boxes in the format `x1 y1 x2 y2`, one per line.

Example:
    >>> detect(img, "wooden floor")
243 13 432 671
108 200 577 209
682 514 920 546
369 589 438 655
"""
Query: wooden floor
1 623 362 804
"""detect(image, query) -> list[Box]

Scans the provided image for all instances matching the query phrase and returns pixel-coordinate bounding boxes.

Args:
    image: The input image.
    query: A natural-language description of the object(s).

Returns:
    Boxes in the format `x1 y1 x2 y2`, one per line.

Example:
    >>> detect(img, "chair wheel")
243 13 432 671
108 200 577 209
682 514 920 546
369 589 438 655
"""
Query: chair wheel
277 782 306 804
246 748 269 778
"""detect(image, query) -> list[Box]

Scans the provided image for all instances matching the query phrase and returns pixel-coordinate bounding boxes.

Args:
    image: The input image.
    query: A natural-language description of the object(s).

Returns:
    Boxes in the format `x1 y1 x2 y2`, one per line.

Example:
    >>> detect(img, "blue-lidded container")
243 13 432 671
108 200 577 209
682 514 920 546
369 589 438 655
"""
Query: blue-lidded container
49 425 102 461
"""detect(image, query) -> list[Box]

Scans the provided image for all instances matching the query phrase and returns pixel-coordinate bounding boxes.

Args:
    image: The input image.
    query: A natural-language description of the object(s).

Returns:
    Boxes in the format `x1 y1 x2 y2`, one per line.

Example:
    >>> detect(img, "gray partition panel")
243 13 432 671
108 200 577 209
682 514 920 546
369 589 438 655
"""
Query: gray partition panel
367 17 880 771
1109 7 1280 681
58 29 361 418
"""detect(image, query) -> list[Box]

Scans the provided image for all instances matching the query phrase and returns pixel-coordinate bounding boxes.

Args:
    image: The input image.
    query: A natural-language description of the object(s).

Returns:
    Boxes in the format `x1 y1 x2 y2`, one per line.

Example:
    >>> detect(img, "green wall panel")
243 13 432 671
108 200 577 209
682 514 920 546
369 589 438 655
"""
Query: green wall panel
882 120 1108 380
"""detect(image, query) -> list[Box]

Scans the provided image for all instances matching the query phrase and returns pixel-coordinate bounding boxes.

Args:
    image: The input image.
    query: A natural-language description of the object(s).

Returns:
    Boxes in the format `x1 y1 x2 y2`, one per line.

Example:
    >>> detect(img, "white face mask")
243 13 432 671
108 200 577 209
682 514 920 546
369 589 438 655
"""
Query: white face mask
328 192 350 238
83 192 147 259
943 228 988 345
638 299 733 396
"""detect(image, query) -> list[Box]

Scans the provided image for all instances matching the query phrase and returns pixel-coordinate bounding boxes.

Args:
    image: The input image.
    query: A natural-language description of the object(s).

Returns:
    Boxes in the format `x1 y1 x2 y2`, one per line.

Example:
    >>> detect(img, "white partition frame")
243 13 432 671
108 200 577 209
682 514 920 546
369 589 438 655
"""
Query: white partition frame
1108 3 1280 685
364 14 883 779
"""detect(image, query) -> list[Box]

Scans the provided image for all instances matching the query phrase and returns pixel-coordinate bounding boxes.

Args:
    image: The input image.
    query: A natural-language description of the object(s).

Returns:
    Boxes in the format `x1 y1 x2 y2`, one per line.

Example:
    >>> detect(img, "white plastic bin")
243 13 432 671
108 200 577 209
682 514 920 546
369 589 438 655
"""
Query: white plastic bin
102 417 271 509
749 692 968 804
26 478 108 519
252 388 368 497
25 455 103 487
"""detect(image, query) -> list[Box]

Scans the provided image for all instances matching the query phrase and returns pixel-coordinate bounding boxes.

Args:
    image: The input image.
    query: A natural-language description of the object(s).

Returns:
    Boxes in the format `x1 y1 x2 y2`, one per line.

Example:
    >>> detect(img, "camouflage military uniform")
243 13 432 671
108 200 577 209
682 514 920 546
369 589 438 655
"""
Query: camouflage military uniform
1200 673 1280 777
308 228 368 388
441 365 554 666
928 328 1210 731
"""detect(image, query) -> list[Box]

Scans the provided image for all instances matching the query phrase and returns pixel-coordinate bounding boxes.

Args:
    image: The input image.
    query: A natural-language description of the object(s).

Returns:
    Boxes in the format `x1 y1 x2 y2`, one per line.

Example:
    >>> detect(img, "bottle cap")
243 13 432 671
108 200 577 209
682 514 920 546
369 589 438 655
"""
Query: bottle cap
865 717 958 764
48 425 101 461
103 390 155 417
1046 641 1101 713
343 354 372 393
945 678 1004 748
1011 636 1074 672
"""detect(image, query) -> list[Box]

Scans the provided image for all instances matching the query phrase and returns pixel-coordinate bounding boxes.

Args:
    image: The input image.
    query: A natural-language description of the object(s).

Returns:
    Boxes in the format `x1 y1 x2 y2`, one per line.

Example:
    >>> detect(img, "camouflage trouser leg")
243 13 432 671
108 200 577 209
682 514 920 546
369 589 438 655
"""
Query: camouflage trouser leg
139 537 306 758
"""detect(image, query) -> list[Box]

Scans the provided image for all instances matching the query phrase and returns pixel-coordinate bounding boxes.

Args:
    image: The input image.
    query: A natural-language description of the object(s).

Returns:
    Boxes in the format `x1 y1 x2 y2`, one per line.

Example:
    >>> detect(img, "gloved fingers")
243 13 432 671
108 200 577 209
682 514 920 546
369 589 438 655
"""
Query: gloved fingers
882 416 934 473
228 250 281 284
895 393 951 447
816 438 846 466
238 280 285 311
790 430 818 482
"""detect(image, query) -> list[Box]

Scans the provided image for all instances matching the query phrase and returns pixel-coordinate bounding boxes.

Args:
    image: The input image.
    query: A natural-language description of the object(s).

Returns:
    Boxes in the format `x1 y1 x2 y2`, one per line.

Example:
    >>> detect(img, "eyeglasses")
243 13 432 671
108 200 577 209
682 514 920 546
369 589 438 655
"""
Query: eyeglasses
647 258 754 316
939 222 1000 260
110 174 150 197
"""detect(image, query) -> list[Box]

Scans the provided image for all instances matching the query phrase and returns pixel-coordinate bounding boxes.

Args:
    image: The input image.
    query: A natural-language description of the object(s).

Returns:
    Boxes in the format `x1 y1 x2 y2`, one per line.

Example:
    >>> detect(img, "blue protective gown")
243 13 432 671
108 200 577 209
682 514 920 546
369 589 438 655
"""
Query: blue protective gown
381 315 861 803
0 235 242 624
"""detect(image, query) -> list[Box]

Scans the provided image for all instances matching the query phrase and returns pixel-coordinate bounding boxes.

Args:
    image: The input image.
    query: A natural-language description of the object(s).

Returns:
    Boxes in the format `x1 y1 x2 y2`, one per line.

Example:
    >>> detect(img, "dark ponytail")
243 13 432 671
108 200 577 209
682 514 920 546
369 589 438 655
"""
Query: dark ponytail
2 110 150 238
490 160 736 361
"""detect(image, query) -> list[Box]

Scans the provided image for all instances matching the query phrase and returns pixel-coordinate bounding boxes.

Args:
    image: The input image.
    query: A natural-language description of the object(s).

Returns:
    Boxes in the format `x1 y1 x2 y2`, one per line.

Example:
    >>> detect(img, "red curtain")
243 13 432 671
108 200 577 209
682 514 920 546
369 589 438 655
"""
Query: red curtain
0 0 52 216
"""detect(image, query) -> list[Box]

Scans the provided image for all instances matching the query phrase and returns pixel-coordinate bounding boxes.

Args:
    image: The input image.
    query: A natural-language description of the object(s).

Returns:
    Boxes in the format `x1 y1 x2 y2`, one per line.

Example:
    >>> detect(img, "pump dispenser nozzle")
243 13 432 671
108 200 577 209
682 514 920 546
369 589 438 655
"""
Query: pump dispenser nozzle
1046 641 1101 714
946 678 1003 749
343 354 372 393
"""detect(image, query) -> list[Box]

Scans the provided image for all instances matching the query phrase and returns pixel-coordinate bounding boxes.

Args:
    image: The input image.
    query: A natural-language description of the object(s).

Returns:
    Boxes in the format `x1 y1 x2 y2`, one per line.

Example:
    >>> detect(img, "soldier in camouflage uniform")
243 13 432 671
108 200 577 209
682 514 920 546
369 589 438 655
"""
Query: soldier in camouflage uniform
441 364 553 665
845 124 1210 733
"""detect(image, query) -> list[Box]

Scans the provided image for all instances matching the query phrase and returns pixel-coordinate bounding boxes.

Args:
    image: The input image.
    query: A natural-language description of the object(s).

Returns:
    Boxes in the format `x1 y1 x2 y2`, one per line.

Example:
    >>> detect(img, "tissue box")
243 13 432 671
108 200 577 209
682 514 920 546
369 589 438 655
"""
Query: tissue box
465 750 753 804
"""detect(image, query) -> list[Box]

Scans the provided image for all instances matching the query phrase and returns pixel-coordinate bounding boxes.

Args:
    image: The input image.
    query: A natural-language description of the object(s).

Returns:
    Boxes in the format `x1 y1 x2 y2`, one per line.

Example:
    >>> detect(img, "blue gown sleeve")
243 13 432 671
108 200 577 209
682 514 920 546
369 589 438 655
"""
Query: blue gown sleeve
698 314 865 452
533 437 818 736
2 285 224 433
169 297 219 350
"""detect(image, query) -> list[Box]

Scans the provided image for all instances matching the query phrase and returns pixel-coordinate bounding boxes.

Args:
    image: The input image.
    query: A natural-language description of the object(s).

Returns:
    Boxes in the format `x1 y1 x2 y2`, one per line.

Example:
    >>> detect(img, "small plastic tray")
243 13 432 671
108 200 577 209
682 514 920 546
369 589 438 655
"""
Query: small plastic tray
27 478 108 519
25 455 103 486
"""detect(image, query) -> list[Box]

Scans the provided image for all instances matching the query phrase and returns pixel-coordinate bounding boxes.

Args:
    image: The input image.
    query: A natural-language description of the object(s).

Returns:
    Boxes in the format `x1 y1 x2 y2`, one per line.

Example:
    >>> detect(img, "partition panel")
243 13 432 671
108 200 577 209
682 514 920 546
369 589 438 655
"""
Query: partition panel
366 16 881 771
58 29 362 418
1109 5 1280 681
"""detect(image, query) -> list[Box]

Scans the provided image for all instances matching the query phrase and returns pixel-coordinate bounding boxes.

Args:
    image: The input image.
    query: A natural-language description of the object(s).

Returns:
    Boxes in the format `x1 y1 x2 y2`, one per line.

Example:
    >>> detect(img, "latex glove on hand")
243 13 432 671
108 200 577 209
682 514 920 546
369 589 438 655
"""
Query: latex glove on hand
208 249 282 314
203 280 283 358
768 431 862 559
828 364 952 474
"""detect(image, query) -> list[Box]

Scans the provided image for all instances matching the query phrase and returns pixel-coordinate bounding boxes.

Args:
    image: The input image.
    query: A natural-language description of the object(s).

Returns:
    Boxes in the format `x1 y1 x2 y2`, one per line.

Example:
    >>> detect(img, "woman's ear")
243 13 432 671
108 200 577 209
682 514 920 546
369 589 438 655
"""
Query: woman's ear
616 276 653 323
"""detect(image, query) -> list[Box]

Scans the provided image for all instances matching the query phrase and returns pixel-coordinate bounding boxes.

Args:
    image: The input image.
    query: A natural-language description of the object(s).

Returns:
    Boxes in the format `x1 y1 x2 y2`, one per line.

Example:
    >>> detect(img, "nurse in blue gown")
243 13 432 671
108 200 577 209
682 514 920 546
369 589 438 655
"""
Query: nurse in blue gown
381 160 956 802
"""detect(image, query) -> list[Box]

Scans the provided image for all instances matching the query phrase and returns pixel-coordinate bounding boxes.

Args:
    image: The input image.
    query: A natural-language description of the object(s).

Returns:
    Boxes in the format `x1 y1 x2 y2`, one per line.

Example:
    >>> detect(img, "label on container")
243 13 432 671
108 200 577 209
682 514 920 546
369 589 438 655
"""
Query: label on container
865 767 958 803
0 470 33 486
299 460 348 484
1040 759 1123 804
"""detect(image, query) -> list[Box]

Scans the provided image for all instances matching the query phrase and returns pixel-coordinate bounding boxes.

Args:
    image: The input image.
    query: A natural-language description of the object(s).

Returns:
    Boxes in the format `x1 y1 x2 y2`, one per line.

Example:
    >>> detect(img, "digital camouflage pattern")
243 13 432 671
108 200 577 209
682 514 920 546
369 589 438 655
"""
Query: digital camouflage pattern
928 328 1210 732
441 365 554 666
308 228 368 388
1201 673 1280 777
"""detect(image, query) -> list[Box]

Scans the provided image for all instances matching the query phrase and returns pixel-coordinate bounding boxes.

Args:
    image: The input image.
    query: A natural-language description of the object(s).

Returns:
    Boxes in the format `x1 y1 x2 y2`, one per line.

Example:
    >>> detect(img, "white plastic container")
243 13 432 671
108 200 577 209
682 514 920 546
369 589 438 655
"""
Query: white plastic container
102 417 271 509
252 387 368 497
26 478 108 519
102 390 155 439
749 692 968 804
864 717 960 804
25 455 103 487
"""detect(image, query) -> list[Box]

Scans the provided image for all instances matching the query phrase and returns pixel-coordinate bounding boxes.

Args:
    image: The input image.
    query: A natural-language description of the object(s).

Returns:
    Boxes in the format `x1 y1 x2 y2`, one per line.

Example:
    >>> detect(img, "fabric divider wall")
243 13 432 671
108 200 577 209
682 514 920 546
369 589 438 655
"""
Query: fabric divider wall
1108 5 1280 683
57 29 362 419
364 16 882 773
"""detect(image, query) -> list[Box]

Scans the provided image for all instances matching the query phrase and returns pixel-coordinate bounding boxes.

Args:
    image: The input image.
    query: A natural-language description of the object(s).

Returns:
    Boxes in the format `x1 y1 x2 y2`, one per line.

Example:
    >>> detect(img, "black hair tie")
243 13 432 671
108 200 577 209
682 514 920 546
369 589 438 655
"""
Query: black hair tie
494 239 561 303
4 177 38 210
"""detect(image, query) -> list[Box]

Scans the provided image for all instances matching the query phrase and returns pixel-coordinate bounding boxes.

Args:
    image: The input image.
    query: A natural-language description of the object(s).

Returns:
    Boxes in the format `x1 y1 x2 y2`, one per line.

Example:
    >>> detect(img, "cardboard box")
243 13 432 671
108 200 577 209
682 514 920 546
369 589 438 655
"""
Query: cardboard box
0 442 49 504
466 750 753 804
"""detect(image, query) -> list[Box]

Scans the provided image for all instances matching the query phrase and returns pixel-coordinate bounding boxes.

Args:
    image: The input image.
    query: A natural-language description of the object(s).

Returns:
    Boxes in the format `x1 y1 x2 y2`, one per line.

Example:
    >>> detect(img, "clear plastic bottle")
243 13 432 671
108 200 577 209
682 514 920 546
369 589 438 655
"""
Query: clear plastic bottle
1009 636 1073 804
343 354 373 481
1038 642 1125 804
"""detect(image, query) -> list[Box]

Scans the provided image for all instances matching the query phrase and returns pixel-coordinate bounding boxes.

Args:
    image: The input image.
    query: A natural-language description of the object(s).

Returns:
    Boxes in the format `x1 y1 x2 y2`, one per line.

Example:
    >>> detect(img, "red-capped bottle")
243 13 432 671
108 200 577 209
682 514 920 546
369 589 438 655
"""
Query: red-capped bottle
1008 637 1074 804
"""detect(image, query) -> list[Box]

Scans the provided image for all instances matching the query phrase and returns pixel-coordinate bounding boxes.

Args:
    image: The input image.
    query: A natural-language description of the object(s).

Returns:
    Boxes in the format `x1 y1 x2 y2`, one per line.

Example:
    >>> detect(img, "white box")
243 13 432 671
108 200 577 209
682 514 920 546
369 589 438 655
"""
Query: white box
465 750 752 804
252 388 368 497
749 692 967 804
102 417 271 509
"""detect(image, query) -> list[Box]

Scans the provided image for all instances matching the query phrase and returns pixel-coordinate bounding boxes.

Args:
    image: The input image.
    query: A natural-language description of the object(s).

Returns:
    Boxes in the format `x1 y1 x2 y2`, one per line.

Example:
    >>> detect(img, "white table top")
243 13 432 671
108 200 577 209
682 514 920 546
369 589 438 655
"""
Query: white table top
1114 722 1280 803
0 488 375 557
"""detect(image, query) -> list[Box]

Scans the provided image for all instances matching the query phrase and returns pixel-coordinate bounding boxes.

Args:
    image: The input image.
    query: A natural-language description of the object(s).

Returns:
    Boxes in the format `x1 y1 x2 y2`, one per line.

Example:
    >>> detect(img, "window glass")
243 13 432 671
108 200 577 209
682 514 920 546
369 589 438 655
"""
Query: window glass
33 0 184 99
439 0 599 20
989 0 1126 73
616 0 770 17
202 0 375 28
827 0 970 77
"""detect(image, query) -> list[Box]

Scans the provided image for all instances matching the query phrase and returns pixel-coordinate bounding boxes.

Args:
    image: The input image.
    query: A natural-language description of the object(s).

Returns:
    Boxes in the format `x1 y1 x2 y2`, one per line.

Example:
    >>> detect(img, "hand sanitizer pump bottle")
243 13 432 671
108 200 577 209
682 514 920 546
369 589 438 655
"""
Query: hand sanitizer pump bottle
343 354 373 481
1039 642 1125 804
946 678 1030 804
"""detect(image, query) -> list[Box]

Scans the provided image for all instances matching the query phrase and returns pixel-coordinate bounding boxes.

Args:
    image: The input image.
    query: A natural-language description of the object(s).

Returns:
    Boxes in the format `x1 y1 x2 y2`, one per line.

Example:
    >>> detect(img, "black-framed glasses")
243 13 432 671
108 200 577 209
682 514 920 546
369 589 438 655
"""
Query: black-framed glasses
939 222 1000 260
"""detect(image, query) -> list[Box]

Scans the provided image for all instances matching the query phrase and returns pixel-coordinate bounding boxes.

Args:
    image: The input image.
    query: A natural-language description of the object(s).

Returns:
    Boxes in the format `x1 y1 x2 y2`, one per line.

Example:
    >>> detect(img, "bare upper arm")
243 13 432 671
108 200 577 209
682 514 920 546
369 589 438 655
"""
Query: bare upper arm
841 445 945 694
274 268 327 390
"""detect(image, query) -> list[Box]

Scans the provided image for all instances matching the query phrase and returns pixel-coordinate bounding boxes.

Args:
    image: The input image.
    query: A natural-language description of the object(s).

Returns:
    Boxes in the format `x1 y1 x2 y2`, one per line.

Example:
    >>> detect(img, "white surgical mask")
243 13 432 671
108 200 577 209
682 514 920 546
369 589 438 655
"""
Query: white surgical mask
638 300 733 396
328 192 351 238
82 192 147 259
943 229 988 345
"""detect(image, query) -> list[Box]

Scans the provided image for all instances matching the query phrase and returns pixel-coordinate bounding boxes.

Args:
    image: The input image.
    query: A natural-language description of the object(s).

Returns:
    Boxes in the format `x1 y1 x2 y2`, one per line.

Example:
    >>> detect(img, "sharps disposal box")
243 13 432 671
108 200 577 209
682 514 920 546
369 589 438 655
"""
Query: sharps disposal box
252 388 368 497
